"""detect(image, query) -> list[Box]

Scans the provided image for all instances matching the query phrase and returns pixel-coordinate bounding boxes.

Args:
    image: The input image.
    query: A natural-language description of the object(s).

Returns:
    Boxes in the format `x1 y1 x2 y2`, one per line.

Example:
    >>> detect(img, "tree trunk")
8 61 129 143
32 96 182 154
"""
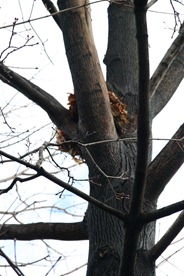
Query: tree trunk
57 1 156 275
0 1 183 275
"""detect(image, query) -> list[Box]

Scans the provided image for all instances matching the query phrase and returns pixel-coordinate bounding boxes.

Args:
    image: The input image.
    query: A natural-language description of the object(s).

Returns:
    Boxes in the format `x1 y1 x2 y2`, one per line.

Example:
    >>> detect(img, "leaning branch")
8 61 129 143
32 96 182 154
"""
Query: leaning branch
150 23 184 119
145 123 184 202
148 210 184 261
0 63 76 137
0 222 88 241
0 150 127 222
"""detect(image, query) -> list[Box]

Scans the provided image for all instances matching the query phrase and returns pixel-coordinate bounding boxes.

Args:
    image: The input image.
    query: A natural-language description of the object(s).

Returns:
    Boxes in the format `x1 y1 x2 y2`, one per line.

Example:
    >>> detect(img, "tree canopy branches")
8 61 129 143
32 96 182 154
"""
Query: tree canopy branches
0 1 184 275
0 63 77 138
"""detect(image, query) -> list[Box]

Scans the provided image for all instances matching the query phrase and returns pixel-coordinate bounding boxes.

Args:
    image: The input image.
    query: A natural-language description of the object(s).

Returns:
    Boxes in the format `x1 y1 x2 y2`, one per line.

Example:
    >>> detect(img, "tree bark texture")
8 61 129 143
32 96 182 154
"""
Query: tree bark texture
57 1 155 275
0 0 183 275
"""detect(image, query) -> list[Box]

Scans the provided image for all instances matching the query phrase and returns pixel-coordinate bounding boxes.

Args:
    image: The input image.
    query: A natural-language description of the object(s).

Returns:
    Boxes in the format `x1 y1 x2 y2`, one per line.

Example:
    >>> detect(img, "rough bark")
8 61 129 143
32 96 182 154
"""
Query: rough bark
57 2 131 275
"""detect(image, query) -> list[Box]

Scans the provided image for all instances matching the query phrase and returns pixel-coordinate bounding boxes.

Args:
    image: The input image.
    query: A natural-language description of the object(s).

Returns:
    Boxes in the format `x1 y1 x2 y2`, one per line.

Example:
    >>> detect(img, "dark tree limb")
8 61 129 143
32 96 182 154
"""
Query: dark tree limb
0 63 77 138
119 1 149 275
0 174 40 195
0 150 127 222
150 23 184 119
42 0 62 29
142 200 184 223
0 222 88 241
145 123 184 202
148 211 184 261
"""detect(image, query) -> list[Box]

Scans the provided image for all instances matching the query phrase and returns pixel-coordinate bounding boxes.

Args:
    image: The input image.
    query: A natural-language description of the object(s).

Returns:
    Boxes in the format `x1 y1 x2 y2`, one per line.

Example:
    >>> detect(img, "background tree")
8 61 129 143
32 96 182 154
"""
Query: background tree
0 0 184 275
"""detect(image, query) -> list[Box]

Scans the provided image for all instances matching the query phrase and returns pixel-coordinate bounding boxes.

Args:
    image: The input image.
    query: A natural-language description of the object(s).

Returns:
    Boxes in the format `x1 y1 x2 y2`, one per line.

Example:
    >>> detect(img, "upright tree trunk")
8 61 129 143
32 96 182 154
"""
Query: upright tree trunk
58 1 156 275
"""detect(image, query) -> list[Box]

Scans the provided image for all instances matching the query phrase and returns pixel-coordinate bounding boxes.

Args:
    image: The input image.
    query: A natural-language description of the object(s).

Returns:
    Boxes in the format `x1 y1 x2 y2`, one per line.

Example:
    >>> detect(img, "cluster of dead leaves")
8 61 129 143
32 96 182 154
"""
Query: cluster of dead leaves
56 91 129 161
108 91 129 134
55 129 83 163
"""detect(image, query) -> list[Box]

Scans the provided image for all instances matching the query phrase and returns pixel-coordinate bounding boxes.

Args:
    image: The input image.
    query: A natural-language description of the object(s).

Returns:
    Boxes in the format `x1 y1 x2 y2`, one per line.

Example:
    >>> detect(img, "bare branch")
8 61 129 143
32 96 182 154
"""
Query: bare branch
0 107 15 132
45 256 62 276
142 200 184 223
170 0 182 35
148 211 184 261
0 0 108 31
0 222 88 241
0 149 127 222
145 123 184 202
59 263 87 276
0 248 25 276
0 18 38 63
150 23 184 119
0 174 40 195
0 63 77 138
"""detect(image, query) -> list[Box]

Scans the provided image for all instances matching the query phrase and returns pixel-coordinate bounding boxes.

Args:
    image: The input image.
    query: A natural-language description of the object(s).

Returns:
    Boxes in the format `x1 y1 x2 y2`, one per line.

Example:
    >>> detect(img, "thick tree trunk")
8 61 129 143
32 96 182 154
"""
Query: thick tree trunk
86 145 135 276
0 1 183 275
58 1 156 275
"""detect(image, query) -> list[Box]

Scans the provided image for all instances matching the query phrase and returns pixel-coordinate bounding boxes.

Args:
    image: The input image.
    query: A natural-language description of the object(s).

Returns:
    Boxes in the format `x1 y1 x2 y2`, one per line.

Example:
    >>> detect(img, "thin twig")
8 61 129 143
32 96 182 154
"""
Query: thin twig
0 0 109 30
45 256 62 276
0 149 127 222
0 248 25 276
0 174 40 195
